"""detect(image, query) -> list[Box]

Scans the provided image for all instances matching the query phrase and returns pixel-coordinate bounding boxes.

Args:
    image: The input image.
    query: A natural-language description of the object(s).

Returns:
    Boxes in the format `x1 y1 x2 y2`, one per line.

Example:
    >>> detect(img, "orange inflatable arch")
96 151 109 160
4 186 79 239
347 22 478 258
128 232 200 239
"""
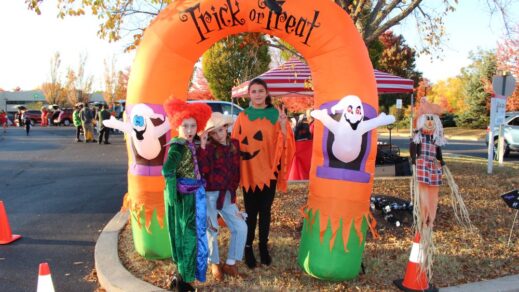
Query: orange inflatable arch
124 0 379 280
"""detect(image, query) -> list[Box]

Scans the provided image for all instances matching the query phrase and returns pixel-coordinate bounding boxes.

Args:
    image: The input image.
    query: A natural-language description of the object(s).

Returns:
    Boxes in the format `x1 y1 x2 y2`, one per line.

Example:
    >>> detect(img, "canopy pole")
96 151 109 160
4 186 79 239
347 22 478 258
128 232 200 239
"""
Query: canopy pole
409 93 414 137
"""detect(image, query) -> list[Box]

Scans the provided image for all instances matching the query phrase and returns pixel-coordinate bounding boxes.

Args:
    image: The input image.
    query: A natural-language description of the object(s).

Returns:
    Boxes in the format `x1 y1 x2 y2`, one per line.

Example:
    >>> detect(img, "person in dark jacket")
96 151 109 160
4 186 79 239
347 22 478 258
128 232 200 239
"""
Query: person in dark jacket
96 104 112 144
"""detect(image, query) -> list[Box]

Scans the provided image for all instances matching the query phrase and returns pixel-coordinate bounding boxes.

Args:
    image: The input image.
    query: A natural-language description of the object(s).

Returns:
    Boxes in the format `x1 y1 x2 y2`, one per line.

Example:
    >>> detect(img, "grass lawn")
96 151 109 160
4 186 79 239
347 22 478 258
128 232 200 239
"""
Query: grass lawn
118 156 519 291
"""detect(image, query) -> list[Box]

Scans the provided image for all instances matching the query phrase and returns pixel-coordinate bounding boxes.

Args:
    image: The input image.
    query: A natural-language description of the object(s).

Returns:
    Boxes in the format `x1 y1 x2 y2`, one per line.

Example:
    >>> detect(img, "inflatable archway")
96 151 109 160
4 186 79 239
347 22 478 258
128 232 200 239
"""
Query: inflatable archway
122 0 381 281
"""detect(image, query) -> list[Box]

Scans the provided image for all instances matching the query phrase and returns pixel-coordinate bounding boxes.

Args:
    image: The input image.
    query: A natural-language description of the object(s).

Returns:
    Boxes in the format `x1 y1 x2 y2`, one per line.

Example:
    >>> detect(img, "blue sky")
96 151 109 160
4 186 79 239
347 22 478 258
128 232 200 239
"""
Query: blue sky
0 1 517 91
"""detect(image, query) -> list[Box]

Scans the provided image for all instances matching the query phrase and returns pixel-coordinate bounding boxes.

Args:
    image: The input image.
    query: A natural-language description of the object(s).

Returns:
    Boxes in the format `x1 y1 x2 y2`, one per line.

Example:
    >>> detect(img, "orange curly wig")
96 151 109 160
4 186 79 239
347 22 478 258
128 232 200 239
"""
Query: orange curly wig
163 97 212 130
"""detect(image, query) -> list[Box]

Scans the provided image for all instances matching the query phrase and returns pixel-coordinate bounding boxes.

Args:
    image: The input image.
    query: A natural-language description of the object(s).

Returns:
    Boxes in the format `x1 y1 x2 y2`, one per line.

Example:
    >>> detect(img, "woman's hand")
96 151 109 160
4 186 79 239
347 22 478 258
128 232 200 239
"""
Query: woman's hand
276 104 287 135
199 131 208 149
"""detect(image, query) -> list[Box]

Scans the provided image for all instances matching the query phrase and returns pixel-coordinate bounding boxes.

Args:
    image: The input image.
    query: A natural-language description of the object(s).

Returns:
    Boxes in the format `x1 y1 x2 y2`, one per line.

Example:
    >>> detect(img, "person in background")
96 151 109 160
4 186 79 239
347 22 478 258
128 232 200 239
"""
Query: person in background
0 109 7 133
40 107 48 127
22 110 31 136
80 104 96 143
96 104 112 144
73 104 83 142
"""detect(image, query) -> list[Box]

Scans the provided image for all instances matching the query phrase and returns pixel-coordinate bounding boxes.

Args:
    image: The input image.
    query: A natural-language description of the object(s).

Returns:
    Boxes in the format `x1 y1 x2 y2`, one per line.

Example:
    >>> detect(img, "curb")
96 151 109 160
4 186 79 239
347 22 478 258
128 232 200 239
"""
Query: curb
378 132 485 142
96 212 519 292
440 274 519 292
95 211 166 292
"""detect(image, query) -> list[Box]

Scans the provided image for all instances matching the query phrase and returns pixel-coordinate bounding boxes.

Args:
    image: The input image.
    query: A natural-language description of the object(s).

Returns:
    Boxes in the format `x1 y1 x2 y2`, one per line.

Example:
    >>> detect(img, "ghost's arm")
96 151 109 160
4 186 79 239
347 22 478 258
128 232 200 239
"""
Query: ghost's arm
152 116 171 138
358 113 395 134
103 116 132 133
310 109 338 134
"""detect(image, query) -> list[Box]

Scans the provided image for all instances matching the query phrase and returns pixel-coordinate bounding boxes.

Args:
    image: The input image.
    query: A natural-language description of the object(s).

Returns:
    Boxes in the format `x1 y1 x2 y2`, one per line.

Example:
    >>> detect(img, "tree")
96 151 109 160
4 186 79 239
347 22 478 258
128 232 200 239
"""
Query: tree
455 50 497 128
74 54 94 103
64 67 78 105
103 58 117 105
115 69 130 101
496 25 519 111
26 0 511 55
202 33 271 101
103 60 129 106
63 54 93 105
375 31 422 113
41 52 64 105
428 77 467 114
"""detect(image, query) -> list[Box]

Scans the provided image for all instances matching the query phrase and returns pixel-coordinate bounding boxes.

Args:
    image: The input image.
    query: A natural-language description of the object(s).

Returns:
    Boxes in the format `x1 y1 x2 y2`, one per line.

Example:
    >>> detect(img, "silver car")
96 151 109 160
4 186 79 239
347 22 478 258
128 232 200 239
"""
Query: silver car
486 112 519 158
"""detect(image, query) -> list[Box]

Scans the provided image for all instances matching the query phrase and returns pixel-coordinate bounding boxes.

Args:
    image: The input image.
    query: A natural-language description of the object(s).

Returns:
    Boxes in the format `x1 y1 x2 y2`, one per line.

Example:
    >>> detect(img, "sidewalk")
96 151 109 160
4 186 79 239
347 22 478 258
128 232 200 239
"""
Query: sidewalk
96 211 519 292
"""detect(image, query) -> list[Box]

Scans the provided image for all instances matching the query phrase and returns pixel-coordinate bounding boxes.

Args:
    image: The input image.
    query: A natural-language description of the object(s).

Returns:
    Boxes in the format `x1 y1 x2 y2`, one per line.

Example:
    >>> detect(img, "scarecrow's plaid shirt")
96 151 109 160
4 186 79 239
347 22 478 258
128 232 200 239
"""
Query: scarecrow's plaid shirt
198 138 241 210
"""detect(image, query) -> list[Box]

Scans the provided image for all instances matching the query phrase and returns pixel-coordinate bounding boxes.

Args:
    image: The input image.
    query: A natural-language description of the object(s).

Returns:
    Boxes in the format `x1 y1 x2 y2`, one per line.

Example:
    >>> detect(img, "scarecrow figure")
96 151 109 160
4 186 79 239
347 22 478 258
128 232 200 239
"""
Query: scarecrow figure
408 97 473 281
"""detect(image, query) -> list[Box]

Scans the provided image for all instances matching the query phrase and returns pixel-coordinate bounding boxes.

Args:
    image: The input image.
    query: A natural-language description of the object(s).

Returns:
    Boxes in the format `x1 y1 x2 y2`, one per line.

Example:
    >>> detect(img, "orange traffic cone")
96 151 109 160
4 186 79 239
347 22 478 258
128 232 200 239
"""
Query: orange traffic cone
393 233 437 292
0 201 22 244
37 262 55 292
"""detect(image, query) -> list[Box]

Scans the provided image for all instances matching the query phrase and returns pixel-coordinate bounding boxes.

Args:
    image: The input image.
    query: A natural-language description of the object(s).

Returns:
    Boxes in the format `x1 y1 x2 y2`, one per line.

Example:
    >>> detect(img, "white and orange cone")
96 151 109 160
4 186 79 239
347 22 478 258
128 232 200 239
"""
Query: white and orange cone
393 233 437 292
37 262 55 292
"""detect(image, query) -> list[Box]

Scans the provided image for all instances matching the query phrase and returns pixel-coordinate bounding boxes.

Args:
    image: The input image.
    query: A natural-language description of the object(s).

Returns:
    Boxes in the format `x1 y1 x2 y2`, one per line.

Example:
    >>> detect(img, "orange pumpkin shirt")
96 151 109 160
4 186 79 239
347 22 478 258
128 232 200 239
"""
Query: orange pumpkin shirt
231 106 295 193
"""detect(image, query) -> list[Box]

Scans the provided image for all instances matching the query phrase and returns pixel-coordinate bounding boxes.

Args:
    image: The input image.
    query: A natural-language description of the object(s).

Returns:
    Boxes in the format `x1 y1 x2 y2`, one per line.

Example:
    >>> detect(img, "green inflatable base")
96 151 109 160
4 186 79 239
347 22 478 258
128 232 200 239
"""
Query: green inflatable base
297 210 368 281
130 209 171 259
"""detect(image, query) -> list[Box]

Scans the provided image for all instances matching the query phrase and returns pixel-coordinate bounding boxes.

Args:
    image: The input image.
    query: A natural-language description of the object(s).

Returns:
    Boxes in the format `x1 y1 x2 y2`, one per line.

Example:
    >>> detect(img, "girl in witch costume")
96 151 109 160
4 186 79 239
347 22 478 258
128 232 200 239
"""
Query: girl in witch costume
162 98 212 291
231 78 295 269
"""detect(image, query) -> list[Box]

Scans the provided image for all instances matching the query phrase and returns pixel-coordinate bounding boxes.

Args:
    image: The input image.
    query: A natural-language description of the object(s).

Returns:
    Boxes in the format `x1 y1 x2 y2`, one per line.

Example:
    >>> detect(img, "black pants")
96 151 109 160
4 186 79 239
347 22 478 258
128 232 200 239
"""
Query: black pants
243 180 277 247
25 124 30 135
76 126 82 140
98 127 110 143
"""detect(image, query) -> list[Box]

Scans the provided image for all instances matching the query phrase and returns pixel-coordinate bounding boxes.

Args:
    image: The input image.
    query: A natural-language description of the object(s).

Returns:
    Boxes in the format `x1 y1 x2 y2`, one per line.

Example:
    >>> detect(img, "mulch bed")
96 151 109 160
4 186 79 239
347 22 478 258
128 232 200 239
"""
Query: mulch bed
118 157 519 291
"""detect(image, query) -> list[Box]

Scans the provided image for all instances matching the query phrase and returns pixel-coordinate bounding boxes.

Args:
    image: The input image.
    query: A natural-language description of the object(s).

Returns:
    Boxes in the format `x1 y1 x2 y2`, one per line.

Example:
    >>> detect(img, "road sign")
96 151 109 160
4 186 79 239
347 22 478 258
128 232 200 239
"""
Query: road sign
493 74 516 97
490 98 507 128
396 99 402 109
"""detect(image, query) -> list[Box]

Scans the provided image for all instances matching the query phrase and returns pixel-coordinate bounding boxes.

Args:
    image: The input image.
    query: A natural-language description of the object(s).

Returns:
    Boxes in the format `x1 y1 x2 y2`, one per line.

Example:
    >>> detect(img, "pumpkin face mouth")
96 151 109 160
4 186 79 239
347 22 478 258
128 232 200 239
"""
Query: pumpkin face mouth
240 150 260 160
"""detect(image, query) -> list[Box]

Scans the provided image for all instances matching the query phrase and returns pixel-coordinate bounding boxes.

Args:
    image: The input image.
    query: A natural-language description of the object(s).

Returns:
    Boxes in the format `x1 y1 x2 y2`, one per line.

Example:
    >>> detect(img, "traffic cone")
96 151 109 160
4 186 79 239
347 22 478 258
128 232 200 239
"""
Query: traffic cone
393 233 438 292
0 201 22 244
37 262 55 292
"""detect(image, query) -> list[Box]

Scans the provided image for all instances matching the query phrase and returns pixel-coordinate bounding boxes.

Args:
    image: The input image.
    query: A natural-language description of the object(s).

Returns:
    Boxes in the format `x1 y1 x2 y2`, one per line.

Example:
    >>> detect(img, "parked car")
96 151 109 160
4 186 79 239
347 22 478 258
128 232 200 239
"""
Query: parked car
486 112 519 158
15 110 41 126
52 108 74 126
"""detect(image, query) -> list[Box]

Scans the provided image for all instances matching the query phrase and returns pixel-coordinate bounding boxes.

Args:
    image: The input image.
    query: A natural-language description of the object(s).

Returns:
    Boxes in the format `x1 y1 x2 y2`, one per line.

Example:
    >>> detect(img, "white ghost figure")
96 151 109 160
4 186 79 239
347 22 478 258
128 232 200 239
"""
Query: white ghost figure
103 103 170 161
311 95 395 164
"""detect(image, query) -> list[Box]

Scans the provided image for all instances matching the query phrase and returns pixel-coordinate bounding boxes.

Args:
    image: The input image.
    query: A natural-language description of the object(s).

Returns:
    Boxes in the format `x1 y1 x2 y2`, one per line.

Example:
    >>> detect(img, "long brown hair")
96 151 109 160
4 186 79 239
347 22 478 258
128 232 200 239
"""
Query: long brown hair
248 78 272 106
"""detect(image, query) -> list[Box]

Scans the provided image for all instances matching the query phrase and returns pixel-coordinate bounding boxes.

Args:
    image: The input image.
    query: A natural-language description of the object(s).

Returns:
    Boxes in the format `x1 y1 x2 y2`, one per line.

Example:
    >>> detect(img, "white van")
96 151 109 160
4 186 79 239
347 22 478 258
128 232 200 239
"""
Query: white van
188 100 244 132
187 100 244 118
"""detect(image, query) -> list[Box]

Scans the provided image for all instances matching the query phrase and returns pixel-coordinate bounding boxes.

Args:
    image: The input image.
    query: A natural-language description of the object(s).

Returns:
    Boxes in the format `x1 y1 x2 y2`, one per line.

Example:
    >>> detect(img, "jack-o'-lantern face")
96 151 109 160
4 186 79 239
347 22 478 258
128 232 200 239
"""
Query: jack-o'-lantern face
238 125 263 160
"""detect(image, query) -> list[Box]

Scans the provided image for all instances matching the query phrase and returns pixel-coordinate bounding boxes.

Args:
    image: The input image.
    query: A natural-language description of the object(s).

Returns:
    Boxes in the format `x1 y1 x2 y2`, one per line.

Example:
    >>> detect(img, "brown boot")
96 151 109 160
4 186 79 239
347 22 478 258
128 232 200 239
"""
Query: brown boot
221 263 247 279
211 263 224 282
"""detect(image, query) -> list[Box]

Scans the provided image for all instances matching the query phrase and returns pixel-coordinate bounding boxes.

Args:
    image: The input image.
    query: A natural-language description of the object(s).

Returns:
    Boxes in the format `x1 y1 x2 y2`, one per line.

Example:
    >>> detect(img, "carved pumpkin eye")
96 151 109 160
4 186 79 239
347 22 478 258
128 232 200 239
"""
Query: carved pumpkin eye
239 125 242 135
253 130 263 141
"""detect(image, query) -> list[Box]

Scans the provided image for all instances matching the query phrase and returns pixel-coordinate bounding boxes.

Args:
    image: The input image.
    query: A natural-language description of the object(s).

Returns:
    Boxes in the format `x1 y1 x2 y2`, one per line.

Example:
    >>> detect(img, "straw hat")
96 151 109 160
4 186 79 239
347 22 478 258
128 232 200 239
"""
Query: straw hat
205 112 233 132
416 96 443 117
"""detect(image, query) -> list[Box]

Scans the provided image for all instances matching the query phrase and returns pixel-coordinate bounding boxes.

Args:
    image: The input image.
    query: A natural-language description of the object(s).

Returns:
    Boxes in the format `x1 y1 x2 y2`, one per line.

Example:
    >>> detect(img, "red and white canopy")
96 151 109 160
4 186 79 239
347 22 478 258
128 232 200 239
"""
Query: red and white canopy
231 58 414 98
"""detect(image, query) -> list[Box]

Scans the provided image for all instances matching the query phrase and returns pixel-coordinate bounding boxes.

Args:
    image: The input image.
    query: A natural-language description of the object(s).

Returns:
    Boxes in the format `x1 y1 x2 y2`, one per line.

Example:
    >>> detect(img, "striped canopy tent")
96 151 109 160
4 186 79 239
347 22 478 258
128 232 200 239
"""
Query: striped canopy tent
231 58 414 98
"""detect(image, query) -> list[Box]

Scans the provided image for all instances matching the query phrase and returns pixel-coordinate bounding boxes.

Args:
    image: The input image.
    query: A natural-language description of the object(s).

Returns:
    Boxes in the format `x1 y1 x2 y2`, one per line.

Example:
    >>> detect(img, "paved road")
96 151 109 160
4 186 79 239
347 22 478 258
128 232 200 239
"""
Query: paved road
379 136 519 162
0 127 127 292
